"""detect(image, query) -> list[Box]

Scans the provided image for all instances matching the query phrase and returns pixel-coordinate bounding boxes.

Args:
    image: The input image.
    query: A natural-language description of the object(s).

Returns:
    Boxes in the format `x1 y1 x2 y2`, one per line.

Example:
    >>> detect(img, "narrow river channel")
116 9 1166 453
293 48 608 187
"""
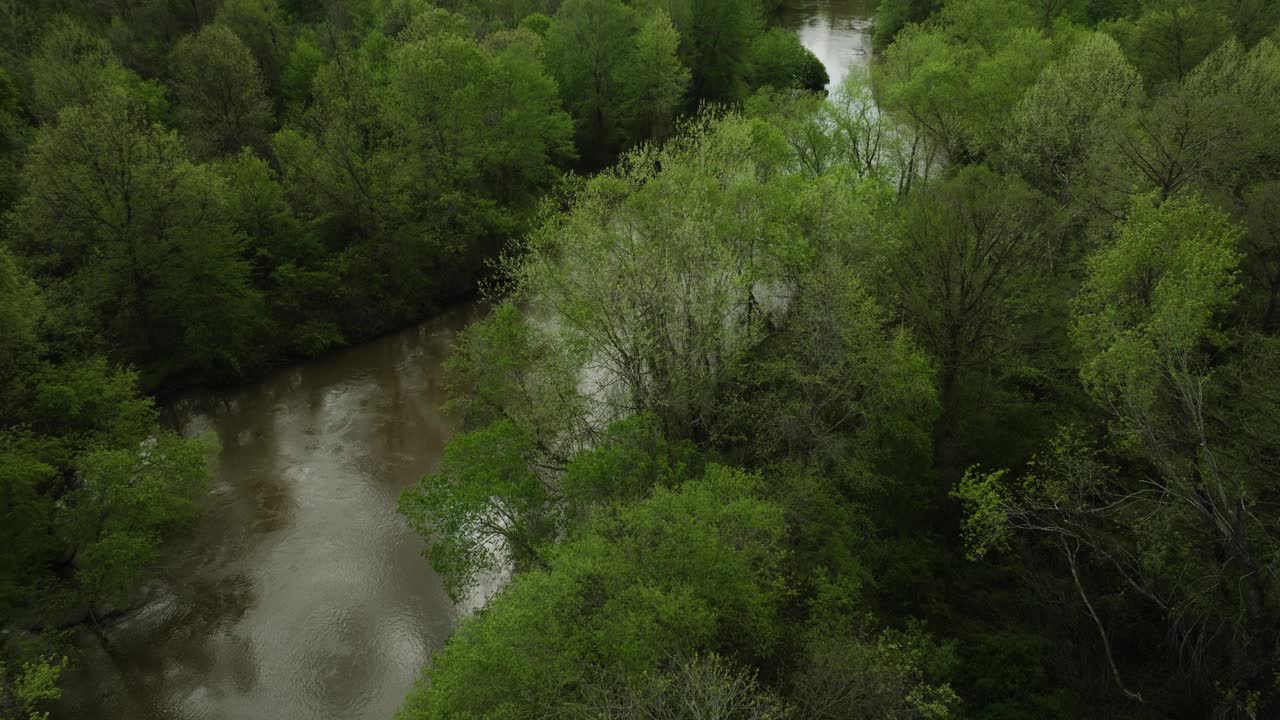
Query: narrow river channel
53 4 873 718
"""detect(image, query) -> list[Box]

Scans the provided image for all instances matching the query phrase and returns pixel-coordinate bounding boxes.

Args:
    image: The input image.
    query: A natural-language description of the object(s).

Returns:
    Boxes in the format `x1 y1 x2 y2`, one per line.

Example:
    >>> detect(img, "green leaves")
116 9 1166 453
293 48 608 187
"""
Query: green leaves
63 432 216 608
400 420 556 601
399 465 787 719
170 24 272 159
14 90 265 383
1072 193 1243 414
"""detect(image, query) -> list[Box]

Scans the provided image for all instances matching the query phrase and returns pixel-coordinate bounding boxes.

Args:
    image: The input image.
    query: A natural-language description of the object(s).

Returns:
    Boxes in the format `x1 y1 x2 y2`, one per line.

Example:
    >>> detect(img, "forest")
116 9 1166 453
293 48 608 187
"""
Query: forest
1 0 1279 718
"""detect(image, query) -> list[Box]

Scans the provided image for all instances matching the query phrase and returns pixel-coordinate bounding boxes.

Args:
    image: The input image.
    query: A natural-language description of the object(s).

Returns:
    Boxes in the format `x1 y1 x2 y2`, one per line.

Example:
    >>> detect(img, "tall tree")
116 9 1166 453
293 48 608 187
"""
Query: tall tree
170 24 273 158
957 194 1280 714
620 9 688 144
12 91 265 383
545 0 636 166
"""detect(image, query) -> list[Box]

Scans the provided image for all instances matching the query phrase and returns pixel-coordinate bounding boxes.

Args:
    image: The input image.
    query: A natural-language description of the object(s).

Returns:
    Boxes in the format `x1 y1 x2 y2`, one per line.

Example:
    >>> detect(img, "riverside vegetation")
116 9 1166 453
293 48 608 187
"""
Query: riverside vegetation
1 0 1279 719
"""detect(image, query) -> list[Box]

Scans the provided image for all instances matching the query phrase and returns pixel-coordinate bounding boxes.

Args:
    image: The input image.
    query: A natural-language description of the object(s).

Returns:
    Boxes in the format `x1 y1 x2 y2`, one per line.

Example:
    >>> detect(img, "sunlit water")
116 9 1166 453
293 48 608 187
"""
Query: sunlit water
777 0 875 91
53 305 485 720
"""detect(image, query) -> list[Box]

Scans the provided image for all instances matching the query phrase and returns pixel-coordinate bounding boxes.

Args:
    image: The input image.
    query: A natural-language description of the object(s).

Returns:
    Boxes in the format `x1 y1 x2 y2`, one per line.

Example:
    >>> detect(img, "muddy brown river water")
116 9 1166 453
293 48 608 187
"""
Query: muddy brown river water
53 4 874 718
54 305 484 720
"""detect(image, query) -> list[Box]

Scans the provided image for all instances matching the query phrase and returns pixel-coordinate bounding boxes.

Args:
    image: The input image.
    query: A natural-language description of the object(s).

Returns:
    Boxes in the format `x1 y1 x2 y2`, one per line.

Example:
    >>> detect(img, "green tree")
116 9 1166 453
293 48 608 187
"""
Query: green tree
545 0 637 166
170 24 273 158
620 9 688 143
511 116 792 440
28 16 129 122
745 28 828 93
61 432 216 610
733 260 936 482
1102 0 1232 87
214 0 292 97
882 167 1055 470
1004 32 1142 199
399 420 558 601
879 5 1050 163
956 194 1280 713
397 464 787 719
652 0 761 102
0 247 40 404
0 655 67 720
13 91 265 384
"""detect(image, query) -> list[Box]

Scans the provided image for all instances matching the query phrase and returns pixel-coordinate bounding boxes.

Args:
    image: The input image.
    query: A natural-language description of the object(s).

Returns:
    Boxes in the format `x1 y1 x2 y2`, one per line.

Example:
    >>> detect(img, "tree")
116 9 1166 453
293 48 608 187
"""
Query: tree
545 0 637 166
570 653 791 720
1004 32 1142 199
61 432 217 610
0 654 67 720
956 194 1280 713
792 615 959 720
28 16 130 122
732 259 936 482
0 68 25 213
214 0 292 96
1089 38 1280 208
215 149 342 356
745 28 828 93
652 0 761 102
441 302 590 460
620 10 688 144
397 465 787 719
510 115 792 440
1103 0 1232 87
13 91 265 384
170 24 273 158
879 6 1051 163
0 247 40 404
882 167 1055 469
399 420 556 602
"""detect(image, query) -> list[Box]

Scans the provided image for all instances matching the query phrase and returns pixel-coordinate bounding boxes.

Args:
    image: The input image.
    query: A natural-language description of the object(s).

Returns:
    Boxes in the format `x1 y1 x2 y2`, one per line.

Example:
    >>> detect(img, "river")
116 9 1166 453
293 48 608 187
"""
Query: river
52 4 873 718
777 0 875 91
53 305 485 720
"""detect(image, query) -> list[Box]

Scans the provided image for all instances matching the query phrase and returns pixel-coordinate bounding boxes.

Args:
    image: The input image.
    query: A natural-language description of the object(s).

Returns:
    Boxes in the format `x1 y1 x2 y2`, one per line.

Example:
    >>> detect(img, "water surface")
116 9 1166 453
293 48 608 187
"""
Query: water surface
777 0 875 91
54 304 482 720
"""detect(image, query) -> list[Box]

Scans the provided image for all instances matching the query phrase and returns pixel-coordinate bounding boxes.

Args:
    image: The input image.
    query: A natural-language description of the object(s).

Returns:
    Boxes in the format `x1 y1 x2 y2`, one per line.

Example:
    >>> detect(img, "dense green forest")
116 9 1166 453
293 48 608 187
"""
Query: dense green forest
1 0 1279 718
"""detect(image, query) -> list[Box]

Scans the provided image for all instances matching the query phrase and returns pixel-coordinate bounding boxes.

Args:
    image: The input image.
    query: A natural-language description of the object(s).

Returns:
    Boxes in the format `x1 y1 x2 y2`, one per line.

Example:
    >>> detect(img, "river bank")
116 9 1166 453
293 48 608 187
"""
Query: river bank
50 4 876 716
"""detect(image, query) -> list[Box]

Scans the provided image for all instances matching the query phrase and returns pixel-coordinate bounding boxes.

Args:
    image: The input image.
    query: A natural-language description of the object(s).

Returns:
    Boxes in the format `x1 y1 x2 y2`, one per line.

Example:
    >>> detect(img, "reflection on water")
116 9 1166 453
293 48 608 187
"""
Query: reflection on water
54 304 482 720
778 0 876 91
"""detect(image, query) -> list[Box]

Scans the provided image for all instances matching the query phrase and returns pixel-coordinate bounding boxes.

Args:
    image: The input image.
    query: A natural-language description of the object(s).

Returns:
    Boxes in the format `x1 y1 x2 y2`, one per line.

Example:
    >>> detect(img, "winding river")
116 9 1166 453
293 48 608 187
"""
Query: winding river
52 4 873 718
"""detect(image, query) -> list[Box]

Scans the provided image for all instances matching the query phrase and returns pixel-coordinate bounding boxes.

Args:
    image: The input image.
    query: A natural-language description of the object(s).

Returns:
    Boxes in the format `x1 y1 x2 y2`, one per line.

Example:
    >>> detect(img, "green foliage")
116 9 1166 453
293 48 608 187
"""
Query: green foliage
746 28 829 93
546 0 690 166
559 413 702 521
621 9 689 143
1101 0 1232 87
214 0 291 95
792 620 960 720
651 0 761 102
397 465 787 719
169 24 273 158
28 16 127 122
400 420 556 601
63 432 216 608
879 1 1052 161
13 90 266 384
1072 193 1242 413
1004 31 1141 196
571 653 791 720
511 114 795 439
732 259 937 482
0 655 67 720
